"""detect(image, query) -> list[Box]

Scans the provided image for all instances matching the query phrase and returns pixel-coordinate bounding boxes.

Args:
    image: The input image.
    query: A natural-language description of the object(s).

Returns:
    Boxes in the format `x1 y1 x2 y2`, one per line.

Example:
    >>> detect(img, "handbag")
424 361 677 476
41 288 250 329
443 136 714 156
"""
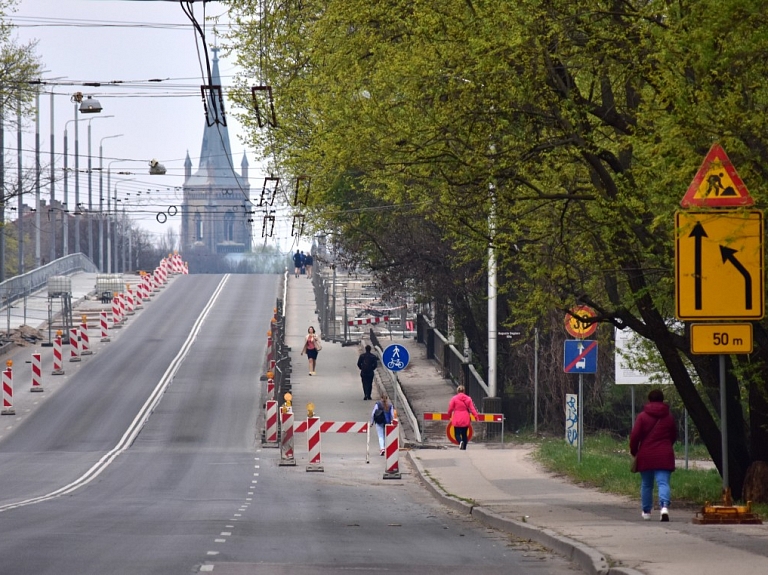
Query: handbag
315 337 322 351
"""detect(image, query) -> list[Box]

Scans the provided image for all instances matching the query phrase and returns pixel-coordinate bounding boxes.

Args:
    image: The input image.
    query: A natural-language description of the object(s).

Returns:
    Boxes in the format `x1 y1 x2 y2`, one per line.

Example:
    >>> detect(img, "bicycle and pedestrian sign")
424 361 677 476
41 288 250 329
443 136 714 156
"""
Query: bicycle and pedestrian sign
382 344 410 372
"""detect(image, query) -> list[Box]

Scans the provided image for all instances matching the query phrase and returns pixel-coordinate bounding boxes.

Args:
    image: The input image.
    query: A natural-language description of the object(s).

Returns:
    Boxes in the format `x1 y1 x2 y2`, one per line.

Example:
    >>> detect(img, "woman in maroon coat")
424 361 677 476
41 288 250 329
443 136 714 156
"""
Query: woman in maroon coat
630 389 677 522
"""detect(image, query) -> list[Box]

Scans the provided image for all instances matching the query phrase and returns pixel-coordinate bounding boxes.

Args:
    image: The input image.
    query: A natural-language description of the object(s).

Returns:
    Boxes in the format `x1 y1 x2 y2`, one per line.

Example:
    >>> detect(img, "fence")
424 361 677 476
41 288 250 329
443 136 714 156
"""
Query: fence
270 272 291 406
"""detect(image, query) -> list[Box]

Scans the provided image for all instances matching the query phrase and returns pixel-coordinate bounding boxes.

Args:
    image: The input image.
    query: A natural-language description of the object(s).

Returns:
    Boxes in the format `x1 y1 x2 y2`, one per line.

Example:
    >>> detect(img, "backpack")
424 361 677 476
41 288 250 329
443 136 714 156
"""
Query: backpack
373 404 387 425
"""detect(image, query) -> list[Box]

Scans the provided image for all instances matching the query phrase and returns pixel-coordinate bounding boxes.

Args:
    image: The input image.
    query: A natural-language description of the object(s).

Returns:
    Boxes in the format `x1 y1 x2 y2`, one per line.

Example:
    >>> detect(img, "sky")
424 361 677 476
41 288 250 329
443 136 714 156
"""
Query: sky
7 0 305 253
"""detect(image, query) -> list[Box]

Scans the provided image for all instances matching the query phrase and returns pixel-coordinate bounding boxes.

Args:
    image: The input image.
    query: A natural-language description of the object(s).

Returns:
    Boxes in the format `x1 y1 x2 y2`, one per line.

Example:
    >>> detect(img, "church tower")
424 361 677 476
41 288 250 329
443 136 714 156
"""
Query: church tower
180 47 251 258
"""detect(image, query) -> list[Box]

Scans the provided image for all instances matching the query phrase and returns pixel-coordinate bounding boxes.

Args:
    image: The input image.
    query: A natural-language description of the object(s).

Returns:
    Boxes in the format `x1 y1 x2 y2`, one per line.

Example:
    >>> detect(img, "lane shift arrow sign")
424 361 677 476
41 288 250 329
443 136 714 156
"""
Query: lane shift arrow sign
720 245 752 310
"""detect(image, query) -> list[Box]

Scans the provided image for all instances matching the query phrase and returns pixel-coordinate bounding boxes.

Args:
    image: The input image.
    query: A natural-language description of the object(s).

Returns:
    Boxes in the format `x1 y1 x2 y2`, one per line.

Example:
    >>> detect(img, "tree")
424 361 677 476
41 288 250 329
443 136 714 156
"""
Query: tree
226 0 768 500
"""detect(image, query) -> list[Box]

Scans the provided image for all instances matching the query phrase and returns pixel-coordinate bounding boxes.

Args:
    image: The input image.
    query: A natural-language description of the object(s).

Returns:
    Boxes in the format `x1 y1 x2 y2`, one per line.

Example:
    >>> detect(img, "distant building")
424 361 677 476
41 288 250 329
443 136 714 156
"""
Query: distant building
180 47 252 256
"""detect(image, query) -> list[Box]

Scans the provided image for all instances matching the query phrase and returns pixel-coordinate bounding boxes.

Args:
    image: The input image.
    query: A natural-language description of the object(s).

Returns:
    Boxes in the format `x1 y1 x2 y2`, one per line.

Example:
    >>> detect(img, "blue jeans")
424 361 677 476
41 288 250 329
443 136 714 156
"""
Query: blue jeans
640 469 671 512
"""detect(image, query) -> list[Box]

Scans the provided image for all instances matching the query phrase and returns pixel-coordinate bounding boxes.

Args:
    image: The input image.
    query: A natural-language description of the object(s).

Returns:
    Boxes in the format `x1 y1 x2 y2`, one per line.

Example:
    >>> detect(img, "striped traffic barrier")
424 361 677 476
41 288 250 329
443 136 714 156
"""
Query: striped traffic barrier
134 282 143 309
126 286 135 315
264 400 279 446
305 416 323 472
347 316 390 326
279 411 296 466
112 293 122 328
118 292 127 322
30 352 43 392
80 321 92 356
69 327 81 362
383 421 401 479
52 334 65 375
100 311 110 342
1 367 14 415
267 378 275 401
422 412 505 444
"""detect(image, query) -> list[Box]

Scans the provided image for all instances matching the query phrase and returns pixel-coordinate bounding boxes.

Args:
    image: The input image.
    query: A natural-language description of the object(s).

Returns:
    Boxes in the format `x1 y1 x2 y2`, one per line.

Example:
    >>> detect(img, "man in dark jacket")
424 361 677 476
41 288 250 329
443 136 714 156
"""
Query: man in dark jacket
356 345 378 400
630 389 677 522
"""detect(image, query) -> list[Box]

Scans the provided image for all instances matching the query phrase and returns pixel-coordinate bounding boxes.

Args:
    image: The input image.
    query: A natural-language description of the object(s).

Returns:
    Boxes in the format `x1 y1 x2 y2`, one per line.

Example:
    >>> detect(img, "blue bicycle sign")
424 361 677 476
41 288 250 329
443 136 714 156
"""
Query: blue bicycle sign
382 344 410 372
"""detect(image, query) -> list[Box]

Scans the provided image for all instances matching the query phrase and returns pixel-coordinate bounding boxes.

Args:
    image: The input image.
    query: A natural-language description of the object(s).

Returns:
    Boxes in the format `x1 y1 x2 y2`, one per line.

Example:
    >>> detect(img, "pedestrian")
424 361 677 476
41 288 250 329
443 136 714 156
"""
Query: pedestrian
300 250 306 274
447 385 479 450
370 393 395 456
304 252 314 279
300 326 321 375
357 345 378 400
292 250 302 278
629 388 677 522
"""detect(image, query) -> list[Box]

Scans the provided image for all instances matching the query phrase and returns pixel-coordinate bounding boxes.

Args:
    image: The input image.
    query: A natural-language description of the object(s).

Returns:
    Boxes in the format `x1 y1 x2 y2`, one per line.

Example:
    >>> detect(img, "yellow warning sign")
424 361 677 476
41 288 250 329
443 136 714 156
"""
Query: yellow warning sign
680 143 753 208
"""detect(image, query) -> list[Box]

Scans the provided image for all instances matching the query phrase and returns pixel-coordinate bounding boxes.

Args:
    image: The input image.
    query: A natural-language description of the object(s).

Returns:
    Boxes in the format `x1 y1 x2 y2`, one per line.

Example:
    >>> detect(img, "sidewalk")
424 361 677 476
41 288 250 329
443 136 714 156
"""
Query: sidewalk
284 272 768 575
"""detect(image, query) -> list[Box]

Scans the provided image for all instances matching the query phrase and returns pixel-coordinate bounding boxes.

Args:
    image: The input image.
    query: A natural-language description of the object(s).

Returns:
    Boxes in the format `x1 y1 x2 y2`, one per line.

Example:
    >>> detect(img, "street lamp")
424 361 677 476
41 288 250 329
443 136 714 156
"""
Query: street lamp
99 135 123 271
84 115 115 263
110 177 135 273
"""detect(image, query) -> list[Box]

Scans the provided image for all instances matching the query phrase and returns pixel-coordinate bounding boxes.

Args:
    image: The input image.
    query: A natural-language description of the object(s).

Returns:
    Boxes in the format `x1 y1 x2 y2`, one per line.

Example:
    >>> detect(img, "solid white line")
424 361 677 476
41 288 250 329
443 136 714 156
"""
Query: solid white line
0 275 230 513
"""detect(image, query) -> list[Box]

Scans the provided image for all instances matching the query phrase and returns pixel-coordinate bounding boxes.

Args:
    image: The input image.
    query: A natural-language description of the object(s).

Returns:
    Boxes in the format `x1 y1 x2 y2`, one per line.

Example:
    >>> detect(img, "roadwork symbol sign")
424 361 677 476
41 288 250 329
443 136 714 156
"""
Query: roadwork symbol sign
675 211 764 320
680 143 754 208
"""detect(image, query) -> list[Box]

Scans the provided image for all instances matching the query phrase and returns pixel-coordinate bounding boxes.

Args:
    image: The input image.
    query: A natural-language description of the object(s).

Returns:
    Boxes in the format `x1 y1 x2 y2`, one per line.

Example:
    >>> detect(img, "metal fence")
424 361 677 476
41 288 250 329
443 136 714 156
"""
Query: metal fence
270 272 291 406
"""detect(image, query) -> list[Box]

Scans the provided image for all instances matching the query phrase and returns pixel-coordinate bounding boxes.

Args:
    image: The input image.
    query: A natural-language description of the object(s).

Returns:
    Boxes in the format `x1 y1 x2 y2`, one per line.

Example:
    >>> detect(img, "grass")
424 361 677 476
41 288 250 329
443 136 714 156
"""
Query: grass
521 432 768 517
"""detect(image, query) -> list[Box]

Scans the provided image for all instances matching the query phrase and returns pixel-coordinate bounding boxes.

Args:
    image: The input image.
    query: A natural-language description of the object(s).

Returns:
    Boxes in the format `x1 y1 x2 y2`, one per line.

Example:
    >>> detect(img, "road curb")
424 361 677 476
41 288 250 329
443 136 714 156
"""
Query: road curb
406 451 644 575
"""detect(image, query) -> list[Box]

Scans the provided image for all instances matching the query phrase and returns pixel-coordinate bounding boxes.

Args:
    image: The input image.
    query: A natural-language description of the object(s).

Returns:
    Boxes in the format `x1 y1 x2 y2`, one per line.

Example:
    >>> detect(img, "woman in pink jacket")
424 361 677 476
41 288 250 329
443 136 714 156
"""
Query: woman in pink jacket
447 385 479 450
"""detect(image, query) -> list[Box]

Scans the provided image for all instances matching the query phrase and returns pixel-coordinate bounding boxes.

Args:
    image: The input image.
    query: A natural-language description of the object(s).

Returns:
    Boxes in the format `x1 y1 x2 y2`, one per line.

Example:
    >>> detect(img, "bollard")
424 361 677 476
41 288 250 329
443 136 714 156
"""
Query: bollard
80 321 92 356
118 292 127 322
2 366 14 415
267 378 275 401
265 400 279 446
279 411 296 466
306 416 324 472
100 311 111 342
383 421 402 479
112 293 122 328
126 286 135 315
134 283 143 309
30 352 43 392
52 334 65 375
69 327 81 362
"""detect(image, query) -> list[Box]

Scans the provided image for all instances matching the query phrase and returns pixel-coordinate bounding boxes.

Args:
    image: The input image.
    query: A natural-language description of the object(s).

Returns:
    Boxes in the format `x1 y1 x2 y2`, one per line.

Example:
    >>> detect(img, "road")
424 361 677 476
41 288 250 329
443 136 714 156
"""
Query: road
0 274 576 575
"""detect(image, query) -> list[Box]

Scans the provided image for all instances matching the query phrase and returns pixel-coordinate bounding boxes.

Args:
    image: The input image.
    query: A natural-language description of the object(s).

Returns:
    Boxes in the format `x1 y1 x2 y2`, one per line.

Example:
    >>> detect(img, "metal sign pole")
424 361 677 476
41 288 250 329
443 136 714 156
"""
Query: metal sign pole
578 372 583 464
719 355 729 492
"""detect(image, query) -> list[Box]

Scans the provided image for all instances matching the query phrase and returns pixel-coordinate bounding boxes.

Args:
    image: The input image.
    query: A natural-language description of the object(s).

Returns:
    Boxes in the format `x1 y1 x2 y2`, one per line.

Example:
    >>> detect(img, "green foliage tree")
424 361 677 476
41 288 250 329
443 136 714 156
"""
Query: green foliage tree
227 0 768 500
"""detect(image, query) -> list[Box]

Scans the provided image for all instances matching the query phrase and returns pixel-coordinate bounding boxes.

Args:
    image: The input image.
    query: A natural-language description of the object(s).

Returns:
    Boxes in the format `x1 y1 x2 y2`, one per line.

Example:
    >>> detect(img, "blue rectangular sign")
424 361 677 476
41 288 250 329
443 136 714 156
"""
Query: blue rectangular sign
564 340 598 374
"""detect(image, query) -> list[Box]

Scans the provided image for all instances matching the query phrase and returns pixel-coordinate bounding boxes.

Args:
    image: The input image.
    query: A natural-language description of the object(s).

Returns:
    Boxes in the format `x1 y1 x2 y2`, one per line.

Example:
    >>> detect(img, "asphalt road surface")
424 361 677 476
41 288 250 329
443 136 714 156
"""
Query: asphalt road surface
0 274 577 575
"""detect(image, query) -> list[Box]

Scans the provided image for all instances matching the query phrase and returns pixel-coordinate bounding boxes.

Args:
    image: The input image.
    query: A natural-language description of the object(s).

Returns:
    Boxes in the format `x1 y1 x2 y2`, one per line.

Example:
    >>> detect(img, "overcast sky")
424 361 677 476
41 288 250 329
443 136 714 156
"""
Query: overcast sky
8 0 302 252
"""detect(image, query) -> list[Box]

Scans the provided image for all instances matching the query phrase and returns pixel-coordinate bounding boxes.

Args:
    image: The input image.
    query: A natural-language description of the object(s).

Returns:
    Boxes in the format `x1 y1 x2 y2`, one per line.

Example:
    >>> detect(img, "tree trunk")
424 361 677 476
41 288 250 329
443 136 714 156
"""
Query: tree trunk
743 461 768 504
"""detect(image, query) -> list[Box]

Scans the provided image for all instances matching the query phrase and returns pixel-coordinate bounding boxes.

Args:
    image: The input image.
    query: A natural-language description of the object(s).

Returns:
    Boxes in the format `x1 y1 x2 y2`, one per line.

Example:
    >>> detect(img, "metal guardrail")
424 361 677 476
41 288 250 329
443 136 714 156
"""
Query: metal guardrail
0 253 98 310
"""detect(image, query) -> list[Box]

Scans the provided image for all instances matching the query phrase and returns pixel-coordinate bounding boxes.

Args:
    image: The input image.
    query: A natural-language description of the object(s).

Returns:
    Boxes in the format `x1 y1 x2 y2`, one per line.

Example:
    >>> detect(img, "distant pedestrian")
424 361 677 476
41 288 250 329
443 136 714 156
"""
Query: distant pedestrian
447 385 479 450
304 252 314 279
301 326 321 375
357 345 378 400
292 250 302 278
370 393 395 456
630 389 677 522
300 251 306 274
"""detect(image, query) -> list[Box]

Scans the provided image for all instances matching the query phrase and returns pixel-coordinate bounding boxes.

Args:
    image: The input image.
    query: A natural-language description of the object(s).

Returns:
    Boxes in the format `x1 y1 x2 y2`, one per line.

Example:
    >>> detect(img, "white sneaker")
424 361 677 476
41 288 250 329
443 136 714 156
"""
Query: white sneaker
660 507 669 522
641 512 651 521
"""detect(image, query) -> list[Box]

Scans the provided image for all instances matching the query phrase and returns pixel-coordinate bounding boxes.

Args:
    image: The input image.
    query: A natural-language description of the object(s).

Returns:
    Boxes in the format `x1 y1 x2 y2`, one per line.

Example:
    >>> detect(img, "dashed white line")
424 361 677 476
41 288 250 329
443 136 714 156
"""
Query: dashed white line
215 538 226 543
220 532 231 536
206 551 219 556
200 565 214 572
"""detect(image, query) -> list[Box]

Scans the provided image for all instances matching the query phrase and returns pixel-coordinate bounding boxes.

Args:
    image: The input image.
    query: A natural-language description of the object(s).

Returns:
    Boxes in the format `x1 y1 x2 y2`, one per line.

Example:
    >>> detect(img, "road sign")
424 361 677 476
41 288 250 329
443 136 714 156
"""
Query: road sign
382 344 410 372
675 211 764 320
563 340 598 373
691 323 753 354
564 305 597 338
680 143 754 208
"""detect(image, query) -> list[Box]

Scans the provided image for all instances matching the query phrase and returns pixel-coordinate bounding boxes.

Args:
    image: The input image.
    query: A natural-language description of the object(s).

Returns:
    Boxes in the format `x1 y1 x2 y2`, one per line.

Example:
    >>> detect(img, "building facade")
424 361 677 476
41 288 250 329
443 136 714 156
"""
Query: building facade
180 48 252 256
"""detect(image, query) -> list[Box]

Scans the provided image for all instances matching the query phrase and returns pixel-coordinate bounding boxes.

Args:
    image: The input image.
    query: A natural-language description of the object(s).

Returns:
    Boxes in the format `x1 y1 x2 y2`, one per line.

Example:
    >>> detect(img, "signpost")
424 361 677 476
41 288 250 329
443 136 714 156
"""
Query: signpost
676 144 763 523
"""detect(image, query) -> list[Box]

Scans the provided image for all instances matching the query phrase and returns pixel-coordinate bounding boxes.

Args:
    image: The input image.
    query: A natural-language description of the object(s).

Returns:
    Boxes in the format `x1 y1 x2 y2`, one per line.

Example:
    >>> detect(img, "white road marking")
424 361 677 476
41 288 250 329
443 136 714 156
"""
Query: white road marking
206 551 219 556
200 565 214 572
215 539 226 543
221 532 231 536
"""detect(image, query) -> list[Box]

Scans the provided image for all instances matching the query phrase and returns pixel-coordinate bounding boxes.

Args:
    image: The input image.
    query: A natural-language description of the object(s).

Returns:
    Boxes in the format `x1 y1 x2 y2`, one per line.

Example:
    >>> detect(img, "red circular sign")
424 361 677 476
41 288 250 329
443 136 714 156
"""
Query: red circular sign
446 423 474 445
564 305 598 338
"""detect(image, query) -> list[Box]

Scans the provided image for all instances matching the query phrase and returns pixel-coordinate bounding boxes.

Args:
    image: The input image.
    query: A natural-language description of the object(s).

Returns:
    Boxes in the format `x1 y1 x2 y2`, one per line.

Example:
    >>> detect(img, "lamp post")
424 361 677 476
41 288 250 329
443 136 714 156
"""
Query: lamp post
86 115 114 264
70 93 103 256
109 177 135 273
99 135 123 271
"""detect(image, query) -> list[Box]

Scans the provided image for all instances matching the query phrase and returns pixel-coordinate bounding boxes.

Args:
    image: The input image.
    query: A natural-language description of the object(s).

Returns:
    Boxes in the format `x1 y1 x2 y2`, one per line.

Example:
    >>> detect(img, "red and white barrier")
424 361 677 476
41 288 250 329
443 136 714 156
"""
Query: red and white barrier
267 378 275 401
30 352 43 392
69 327 81 362
279 411 296 466
118 293 127 322
126 287 135 315
306 416 323 472
100 311 110 342
80 322 92 356
383 421 401 479
348 316 389 326
1 368 14 415
265 400 278 446
52 335 65 375
134 283 143 309
112 293 122 327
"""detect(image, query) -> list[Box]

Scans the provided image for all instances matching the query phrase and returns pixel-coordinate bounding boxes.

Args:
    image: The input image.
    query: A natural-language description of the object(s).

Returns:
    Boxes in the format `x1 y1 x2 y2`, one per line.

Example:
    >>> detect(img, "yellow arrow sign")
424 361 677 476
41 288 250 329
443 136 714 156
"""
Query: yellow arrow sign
675 211 764 320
